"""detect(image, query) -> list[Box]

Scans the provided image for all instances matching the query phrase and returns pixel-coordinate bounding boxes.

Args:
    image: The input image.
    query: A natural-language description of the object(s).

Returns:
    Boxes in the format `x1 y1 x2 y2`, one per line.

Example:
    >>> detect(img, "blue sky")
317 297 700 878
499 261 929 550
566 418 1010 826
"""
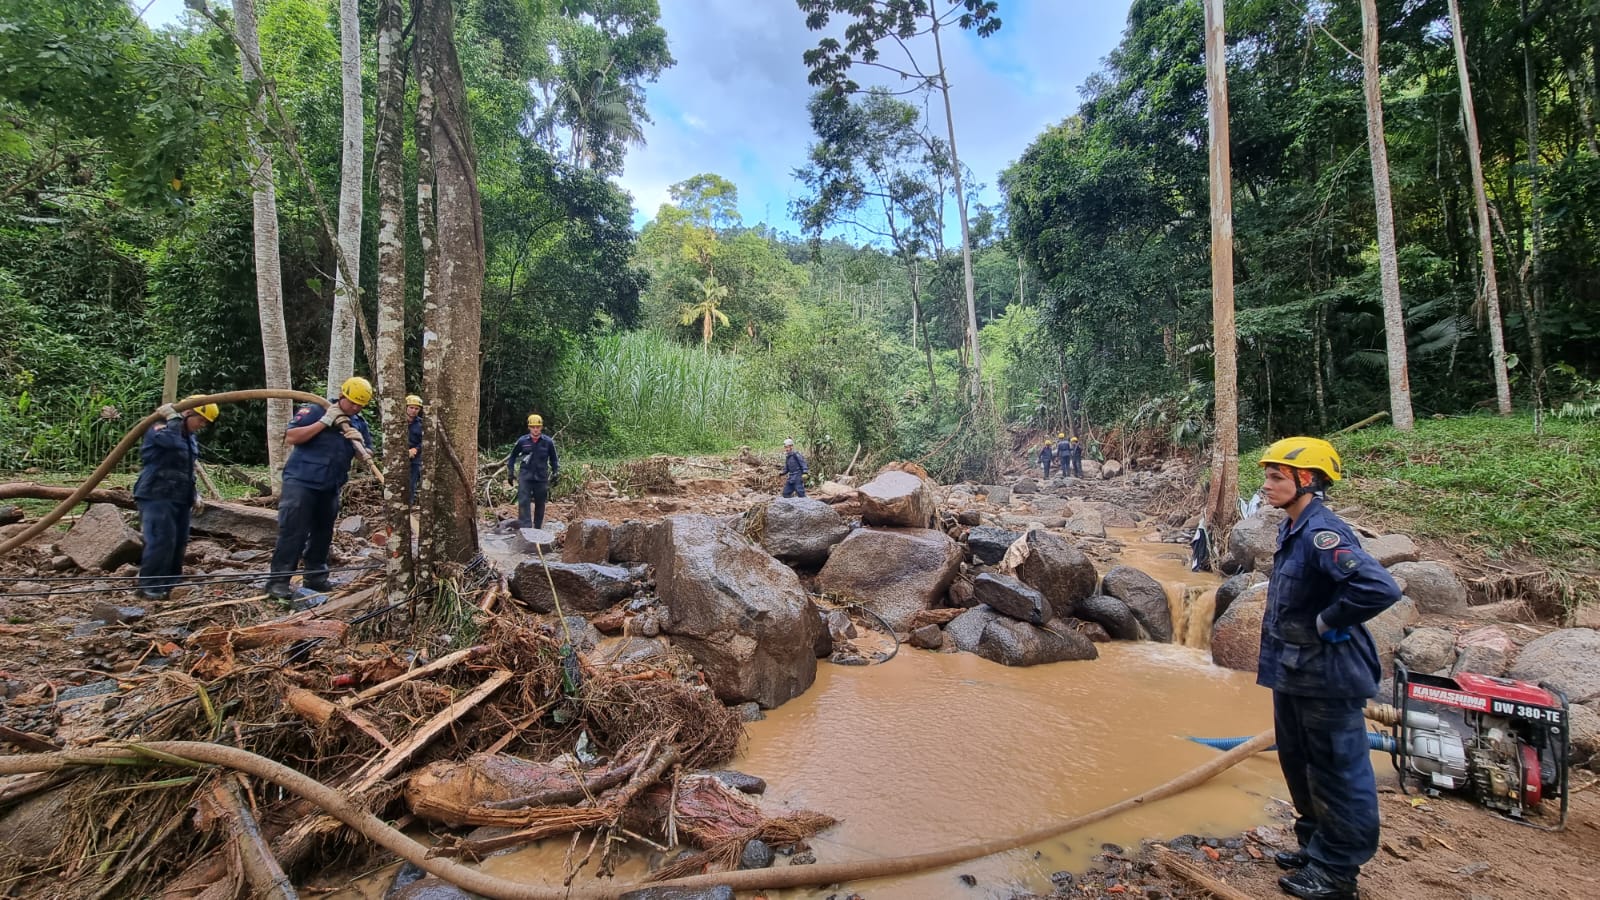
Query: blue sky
138 0 1134 237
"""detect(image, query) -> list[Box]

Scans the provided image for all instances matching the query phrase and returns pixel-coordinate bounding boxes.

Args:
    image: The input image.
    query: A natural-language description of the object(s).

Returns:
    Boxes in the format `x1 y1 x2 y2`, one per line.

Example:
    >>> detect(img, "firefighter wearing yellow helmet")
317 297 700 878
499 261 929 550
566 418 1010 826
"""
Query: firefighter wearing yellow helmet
265 377 374 601
405 394 424 503
506 413 559 529
1256 436 1400 900
134 395 220 600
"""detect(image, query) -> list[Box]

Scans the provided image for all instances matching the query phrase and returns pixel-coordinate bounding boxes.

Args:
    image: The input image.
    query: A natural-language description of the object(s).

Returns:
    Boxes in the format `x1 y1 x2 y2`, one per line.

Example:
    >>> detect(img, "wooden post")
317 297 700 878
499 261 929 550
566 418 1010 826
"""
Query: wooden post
1202 0 1240 537
162 355 180 404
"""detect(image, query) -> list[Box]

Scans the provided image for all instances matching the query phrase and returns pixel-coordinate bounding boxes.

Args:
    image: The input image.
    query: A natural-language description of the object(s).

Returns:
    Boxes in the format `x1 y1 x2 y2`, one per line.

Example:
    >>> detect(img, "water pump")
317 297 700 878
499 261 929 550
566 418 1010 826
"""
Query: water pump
1371 663 1570 830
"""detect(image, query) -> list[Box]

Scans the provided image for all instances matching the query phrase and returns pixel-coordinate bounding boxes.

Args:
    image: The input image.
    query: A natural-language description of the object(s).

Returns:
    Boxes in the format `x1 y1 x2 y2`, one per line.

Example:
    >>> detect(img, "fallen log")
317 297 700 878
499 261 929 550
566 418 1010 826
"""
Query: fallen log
405 753 643 826
197 777 297 900
282 688 392 748
341 645 482 708
0 482 134 509
1155 847 1255 900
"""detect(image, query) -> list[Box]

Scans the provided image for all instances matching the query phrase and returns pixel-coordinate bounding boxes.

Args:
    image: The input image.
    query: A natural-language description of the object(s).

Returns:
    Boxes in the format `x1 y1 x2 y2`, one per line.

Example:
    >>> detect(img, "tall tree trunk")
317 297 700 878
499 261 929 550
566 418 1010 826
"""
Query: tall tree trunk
374 0 412 594
908 257 938 413
1202 0 1239 537
419 0 484 565
1447 0 1512 415
326 0 365 392
413 0 440 573
235 0 292 488
928 12 982 400
1520 0 1547 421
1358 0 1416 431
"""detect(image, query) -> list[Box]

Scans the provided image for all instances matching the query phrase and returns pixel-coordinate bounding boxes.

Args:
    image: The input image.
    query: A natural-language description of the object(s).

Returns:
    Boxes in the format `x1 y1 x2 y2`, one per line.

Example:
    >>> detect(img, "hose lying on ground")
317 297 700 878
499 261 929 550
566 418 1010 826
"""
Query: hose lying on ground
1190 731 1396 753
0 389 332 558
0 730 1276 899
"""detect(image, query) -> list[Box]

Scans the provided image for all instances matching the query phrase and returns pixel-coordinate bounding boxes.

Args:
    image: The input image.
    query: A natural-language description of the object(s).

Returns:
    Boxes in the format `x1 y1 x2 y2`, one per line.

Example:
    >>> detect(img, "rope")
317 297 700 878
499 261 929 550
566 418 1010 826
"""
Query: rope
0 389 333 558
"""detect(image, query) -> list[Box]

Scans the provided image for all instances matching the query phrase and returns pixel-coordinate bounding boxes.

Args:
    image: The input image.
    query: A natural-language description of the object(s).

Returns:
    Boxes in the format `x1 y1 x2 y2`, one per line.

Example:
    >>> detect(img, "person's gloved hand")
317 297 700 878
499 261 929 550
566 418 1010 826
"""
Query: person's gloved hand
157 403 181 422
1316 615 1351 643
507 471 517 486
319 408 350 429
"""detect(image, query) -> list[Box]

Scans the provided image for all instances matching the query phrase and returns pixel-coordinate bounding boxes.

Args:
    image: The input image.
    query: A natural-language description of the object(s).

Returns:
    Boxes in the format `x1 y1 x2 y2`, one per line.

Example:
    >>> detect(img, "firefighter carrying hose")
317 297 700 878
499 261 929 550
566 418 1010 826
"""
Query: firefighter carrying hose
133 397 218 601
1257 436 1400 900
265 376 373 601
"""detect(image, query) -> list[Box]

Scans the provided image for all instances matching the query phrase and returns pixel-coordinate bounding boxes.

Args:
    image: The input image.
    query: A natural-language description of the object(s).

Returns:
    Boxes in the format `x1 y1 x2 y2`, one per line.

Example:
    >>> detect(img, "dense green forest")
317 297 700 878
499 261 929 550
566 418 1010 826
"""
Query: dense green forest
2 0 1597 485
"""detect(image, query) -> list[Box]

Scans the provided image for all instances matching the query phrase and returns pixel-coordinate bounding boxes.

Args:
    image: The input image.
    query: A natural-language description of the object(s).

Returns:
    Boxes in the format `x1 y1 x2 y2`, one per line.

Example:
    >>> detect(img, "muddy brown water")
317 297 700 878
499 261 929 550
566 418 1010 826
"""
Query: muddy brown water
334 530 1286 899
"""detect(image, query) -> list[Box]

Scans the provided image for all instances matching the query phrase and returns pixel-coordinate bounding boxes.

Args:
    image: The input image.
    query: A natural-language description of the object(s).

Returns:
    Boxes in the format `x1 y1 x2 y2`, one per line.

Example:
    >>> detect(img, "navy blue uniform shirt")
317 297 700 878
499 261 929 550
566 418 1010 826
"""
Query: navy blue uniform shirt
281 403 372 491
783 450 807 477
133 422 200 503
1257 498 1402 698
408 417 423 463
507 432 559 482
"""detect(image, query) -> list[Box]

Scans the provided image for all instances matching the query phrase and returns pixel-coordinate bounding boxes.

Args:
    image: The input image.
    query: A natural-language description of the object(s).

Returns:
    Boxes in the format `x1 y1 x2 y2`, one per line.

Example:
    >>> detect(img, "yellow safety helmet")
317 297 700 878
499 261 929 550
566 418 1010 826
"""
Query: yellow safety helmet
405 394 423 409
181 395 220 422
1259 436 1343 482
1070 436 1079 443
1057 432 1065 439
527 414 543 427
340 376 374 407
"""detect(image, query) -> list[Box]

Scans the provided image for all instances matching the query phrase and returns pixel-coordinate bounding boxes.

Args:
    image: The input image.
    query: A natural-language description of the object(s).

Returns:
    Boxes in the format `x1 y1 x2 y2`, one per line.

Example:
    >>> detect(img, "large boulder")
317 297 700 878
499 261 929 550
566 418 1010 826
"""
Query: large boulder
972 573 1050 626
1366 597 1421 678
1387 562 1468 615
857 470 937 528
998 529 1098 620
1568 704 1600 769
190 500 279 545
1213 572 1266 624
608 520 655 564
1100 460 1124 479
1073 594 1142 640
1452 626 1514 677
1063 506 1106 539
748 498 849 567
510 561 636 613
818 527 962 631
649 515 821 708
1100 565 1173 642
945 607 1097 666
1397 627 1456 675
1509 629 1600 704
564 519 612 564
966 526 1021 566
61 504 142 571
1210 583 1269 671
1360 534 1419 567
979 484 1011 505
1225 510 1285 575
1012 478 1038 495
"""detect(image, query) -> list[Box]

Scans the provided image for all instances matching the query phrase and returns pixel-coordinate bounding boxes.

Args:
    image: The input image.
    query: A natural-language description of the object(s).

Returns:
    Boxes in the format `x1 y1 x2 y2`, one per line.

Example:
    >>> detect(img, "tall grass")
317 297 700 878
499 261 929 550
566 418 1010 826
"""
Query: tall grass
555 331 785 456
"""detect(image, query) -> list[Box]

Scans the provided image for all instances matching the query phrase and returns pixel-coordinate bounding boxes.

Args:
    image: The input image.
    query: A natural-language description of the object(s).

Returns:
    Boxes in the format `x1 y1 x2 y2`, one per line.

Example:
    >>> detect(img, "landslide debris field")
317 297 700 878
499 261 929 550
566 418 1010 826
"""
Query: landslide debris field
2 448 1597 900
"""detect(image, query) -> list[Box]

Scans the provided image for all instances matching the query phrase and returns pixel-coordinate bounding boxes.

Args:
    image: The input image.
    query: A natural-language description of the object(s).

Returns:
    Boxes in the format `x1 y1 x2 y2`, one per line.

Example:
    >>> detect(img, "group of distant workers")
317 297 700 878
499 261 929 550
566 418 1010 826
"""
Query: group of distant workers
1037 432 1084 478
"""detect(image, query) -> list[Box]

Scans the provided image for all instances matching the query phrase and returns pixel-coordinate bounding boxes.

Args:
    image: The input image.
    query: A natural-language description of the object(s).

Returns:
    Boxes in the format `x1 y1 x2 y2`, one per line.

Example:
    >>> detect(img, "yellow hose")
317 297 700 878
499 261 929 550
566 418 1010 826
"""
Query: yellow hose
0 389 330 557
0 730 1276 898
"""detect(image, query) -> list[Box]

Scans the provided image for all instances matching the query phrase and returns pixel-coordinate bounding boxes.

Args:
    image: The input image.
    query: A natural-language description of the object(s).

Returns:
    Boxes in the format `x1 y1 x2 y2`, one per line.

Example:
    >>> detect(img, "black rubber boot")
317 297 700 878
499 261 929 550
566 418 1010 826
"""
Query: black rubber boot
265 579 294 602
1275 850 1310 870
1278 863 1358 900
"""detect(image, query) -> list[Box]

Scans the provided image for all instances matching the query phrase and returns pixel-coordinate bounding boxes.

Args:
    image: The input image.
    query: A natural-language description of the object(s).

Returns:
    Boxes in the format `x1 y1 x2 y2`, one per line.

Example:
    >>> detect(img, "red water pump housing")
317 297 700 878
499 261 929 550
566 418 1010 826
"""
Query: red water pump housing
1390 664 1570 830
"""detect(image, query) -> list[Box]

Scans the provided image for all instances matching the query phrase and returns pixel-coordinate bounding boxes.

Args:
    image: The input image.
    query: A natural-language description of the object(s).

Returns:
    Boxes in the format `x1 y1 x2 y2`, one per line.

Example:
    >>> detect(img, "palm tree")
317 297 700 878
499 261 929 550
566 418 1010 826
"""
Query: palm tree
679 276 730 353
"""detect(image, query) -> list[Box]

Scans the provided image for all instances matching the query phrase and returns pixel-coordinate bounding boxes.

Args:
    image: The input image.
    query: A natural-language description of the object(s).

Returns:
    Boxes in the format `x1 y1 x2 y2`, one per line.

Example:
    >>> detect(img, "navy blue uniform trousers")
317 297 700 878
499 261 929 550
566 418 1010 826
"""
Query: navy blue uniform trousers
269 480 340 587
137 499 191 593
518 477 549 529
1273 691 1379 881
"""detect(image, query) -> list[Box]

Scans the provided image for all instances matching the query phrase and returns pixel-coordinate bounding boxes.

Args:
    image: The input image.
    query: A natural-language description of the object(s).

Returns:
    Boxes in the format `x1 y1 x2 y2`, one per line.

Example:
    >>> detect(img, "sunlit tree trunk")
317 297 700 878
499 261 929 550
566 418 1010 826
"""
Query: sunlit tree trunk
928 11 981 401
1202 0 1238 537
1519 0 1547 421
1358 0 1415 431
235 0 291 488
1447 0 1512 415
326 0 364 392
413 0 440 573
374 0 412 594
419 0 484 565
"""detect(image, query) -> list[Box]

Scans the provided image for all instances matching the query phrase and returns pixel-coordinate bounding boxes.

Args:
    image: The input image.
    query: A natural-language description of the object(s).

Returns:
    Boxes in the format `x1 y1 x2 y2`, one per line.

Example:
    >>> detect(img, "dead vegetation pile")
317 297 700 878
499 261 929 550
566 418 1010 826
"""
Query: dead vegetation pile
0 564 832 898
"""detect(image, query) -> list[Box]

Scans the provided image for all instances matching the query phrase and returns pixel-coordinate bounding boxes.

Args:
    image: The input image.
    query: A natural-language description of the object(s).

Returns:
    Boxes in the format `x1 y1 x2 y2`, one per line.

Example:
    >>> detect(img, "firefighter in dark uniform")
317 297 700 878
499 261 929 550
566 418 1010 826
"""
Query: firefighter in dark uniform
405 394 424 503
781 438 808 497
506 413 559 529
1257 437 1401 900
133 397 218 600
1054 433 1073 478
1068 435 1085 477
265 377 374 600
1038 440 1054 478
